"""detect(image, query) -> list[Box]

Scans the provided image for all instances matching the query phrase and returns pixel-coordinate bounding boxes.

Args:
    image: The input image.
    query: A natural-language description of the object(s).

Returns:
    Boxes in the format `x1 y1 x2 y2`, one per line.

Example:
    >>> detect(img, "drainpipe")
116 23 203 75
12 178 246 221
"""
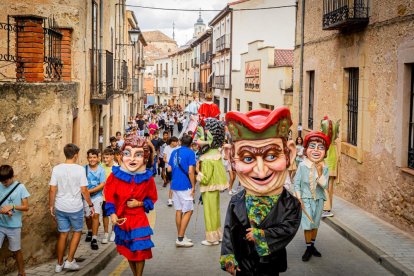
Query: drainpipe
298 0 305 138
99 0 103 94
229 8 233 113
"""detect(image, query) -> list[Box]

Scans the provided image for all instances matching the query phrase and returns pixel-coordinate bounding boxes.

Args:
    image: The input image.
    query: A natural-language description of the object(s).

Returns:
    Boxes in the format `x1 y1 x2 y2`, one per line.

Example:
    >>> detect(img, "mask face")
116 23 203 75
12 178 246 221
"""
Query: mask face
121 146 146 172
232 138 289 195
306 141 326 163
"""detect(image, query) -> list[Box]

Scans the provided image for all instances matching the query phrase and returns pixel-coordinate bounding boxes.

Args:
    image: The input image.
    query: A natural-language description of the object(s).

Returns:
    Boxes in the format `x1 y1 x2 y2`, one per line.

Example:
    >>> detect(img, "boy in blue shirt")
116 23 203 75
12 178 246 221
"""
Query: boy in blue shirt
168 135 196 247
84 149 106 250
0 165 30 276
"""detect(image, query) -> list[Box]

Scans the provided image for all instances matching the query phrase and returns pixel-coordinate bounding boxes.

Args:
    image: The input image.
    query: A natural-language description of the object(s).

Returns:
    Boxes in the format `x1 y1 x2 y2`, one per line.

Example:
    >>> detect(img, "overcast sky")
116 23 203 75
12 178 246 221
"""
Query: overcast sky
126 0 226 46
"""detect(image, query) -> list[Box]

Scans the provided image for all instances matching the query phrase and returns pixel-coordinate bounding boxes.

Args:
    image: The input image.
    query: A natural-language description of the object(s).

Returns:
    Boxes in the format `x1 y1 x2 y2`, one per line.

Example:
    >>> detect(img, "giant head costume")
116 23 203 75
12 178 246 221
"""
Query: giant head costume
225 108 296 196
120 135 150 173
303 131 330 164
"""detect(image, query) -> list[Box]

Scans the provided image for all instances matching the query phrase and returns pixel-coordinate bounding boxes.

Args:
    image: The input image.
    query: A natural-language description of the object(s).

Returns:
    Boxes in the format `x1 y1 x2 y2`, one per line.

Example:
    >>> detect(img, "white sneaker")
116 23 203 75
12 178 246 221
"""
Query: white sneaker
201 240 219 246
322 211 334 218
55 263 64 273
176 239 194 247
102 233 109 244
109 231 116 242
184 236 192 242
64 259 80 271
167 199 173 206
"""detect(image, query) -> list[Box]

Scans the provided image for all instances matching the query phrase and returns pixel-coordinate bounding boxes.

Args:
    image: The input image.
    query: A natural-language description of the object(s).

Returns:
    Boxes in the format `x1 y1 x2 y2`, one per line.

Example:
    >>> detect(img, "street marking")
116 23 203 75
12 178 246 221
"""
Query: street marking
109 259 129 276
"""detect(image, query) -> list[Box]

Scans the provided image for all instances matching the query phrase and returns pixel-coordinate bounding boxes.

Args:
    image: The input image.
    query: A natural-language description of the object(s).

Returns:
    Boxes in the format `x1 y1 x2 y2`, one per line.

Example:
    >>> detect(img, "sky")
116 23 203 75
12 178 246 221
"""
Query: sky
126 0 227 46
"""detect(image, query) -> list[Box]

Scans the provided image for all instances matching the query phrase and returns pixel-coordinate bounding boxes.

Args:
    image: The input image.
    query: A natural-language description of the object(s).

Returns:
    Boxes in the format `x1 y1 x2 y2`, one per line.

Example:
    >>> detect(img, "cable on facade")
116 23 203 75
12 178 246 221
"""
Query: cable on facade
122 4 296 12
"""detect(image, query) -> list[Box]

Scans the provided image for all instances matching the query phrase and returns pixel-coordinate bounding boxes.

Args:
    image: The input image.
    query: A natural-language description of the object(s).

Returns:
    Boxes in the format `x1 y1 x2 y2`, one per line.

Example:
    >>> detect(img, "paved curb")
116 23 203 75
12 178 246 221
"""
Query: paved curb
323 217 414 276
73 244 117 276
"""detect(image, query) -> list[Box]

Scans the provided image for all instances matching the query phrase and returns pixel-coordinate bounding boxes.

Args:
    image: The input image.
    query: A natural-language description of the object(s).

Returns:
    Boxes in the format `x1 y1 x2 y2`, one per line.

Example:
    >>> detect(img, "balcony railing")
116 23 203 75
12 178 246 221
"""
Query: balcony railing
215 34 230 52
322 0 369 30
214 75 225 89
90 50 114 105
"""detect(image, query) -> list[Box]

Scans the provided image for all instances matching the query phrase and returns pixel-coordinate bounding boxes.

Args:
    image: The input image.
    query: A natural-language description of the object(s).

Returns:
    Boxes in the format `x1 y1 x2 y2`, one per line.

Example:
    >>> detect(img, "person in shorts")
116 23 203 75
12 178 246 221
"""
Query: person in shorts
168 135 196 247
0 165 30 276
49 144 94 272
159 131 170 185
164 136 180 206
84 149 106 250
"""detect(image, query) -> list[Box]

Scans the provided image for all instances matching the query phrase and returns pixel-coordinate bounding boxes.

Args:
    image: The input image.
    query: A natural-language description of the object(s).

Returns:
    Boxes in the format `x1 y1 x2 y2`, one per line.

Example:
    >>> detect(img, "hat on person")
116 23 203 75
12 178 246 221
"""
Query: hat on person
303 131 331 149
225 107 292 142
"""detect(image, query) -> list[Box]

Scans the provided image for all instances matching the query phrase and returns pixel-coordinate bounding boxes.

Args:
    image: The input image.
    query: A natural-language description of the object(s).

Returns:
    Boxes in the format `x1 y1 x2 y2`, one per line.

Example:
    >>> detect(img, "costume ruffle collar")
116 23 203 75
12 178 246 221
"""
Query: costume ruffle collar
112 166 153 184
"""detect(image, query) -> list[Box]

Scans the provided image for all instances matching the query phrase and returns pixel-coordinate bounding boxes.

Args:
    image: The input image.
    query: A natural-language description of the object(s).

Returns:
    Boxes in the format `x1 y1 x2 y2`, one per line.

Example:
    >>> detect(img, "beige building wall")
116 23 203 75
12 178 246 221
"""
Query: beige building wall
293 0 414 233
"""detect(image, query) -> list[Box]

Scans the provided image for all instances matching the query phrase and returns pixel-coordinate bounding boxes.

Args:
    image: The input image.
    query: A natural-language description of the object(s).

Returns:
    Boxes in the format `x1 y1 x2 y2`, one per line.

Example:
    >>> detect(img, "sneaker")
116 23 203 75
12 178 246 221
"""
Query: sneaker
64 259 80 271
167 199 173 206
184 236 192 242
109 231 116 242
176 239 194 247
85 232 92 242
55 263 64 273
91 239 99 250
322 211 334 218
302 247 313 262
201 240 220 246
102 233 109 244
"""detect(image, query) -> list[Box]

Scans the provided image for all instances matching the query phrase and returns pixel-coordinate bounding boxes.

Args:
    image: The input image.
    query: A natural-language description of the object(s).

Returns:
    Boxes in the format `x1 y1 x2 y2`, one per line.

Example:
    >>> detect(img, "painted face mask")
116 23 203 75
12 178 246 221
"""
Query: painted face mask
225 108 296 196
303 131 331 164
120 135 150 173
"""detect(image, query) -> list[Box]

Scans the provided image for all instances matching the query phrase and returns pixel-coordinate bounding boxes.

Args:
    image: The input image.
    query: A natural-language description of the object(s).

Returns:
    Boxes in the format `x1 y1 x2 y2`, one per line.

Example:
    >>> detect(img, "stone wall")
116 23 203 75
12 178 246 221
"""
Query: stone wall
292 0 414 234
0 82 78 274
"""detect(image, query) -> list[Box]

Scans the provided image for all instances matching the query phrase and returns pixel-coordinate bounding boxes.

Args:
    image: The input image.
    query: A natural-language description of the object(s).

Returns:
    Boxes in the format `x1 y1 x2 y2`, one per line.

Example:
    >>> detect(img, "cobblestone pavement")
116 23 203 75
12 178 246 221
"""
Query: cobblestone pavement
99 175 391 276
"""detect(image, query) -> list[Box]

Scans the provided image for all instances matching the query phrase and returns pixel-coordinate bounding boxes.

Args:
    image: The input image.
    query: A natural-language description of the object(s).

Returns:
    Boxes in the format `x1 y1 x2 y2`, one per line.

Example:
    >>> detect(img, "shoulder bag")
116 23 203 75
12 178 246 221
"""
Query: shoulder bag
0 182 21 206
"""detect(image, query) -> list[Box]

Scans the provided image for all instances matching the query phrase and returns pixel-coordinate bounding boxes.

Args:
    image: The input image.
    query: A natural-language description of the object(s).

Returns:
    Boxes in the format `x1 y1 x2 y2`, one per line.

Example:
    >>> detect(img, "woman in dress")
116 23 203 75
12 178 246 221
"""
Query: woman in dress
104 135 158 276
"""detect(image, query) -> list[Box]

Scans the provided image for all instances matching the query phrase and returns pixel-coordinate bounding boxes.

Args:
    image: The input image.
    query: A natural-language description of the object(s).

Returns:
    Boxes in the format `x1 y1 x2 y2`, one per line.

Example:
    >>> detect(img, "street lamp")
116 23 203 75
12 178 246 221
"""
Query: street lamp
129 29 141 44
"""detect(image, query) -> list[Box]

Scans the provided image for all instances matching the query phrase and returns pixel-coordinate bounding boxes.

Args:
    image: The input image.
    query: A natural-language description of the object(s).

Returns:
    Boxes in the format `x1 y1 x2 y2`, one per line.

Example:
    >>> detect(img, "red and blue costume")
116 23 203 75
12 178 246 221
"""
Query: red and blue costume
104 166 158 261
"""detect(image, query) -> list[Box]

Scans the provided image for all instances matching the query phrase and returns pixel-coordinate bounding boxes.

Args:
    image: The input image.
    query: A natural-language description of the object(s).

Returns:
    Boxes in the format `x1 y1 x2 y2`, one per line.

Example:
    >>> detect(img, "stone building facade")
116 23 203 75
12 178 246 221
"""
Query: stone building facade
293 0 414 234
0 1 145 273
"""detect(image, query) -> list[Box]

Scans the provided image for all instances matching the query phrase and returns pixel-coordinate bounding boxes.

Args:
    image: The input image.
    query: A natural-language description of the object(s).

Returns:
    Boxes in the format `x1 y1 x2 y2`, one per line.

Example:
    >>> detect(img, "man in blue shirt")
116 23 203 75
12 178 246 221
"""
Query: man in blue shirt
0 165 30 276
168 134 196 247
84 149 106 250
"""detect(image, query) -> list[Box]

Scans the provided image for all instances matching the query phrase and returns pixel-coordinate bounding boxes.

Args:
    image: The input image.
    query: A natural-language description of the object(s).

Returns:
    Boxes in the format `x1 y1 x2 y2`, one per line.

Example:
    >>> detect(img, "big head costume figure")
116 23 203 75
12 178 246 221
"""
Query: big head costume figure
320 116 340 216
104 134 157 276
293 131 330 262
220 108 302 275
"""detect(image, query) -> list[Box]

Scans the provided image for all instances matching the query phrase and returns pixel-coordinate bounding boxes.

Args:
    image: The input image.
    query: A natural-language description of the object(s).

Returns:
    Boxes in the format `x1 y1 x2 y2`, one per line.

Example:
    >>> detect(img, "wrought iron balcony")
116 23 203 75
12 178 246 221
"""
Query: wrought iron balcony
322 0 369 30
90 50 114 105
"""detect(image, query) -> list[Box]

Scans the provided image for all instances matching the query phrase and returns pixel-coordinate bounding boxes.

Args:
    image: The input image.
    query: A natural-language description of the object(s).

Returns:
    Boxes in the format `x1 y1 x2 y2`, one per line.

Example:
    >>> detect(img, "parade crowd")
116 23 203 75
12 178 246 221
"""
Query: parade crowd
0 95 340 276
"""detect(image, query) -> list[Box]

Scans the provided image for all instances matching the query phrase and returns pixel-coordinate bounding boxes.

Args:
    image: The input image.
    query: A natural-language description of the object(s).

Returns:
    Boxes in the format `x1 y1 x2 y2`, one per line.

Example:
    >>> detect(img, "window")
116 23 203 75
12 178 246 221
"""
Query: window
408 65 414 169
214 96 220 109
236 99 240 111
247 101 253 111
91 1 99 93
308 71 315 129
347 68 359 146
260 104 274 110
224 97 228 113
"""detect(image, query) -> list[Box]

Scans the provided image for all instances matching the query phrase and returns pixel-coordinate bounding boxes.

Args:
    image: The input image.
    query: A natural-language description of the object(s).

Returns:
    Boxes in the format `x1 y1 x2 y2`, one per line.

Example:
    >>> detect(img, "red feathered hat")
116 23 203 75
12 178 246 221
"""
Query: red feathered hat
304 131 331 149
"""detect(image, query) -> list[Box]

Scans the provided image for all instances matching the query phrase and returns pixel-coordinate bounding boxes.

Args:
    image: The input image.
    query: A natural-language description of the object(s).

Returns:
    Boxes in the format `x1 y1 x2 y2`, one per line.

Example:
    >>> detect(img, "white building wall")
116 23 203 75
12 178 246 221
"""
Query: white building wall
232 41 292 113
231 0 296 71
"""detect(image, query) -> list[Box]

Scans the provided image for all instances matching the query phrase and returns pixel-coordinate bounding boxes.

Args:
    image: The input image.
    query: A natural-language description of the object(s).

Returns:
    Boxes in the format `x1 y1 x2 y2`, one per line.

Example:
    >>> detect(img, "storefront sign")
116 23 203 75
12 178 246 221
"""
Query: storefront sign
245 60 261 92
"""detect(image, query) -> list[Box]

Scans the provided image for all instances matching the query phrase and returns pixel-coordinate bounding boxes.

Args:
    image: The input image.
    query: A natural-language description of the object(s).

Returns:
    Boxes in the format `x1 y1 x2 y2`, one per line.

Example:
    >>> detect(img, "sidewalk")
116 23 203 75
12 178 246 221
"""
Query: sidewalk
6 226 117 276
324 196 414 276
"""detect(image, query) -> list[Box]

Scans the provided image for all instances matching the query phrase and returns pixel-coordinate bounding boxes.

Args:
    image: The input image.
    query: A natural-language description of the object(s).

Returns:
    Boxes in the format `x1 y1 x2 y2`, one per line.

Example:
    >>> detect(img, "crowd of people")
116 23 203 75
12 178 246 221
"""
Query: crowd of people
0 101 340 276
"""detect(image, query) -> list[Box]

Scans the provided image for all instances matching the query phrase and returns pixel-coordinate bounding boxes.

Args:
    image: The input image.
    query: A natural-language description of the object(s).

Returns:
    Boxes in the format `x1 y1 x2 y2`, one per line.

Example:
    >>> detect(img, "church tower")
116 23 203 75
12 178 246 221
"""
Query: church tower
193 11 206 38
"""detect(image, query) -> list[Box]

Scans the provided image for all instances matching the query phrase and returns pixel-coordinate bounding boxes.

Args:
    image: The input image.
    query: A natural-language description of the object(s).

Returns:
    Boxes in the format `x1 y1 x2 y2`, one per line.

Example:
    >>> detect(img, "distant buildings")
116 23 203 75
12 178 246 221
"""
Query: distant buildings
153 0 296 114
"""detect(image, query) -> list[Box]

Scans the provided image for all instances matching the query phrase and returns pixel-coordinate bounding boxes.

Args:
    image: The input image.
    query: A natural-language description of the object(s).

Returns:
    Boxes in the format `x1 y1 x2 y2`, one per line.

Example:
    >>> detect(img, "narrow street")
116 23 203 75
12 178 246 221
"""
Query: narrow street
99 174 390 276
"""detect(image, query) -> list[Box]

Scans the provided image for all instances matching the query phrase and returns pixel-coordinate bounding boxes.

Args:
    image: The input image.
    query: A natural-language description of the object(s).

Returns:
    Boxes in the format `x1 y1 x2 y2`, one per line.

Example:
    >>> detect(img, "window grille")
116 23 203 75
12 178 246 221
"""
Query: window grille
347 68 359 146
308 71 315 129
408 65 414 169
